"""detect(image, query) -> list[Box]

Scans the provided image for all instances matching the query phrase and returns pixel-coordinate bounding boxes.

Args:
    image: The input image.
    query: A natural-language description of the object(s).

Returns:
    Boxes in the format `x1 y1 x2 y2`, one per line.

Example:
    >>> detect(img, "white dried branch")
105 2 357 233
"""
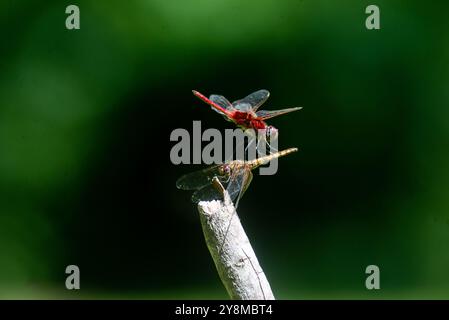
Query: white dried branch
197 193 275 300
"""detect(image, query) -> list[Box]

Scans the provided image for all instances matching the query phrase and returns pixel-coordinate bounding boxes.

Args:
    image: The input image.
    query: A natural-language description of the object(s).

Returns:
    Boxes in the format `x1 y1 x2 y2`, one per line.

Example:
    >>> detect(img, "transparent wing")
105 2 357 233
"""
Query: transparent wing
176 165 227 190
232 89 270 112
232 102 252 112
237 170 253 204
192 90 234 120
209 95 234 114
191 184 224 203
255 107 302 120
189 165 253 206
225 165 253 207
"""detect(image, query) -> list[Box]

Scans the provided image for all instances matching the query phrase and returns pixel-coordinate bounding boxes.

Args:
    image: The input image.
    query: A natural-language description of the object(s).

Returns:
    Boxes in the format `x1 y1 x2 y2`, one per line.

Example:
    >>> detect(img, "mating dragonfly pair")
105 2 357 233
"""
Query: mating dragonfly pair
176 89 301 207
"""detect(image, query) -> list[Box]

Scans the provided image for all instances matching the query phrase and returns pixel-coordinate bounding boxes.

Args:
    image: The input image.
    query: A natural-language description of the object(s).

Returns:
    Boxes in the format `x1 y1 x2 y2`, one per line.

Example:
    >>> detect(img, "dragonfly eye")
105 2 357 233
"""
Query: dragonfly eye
219 164 231 176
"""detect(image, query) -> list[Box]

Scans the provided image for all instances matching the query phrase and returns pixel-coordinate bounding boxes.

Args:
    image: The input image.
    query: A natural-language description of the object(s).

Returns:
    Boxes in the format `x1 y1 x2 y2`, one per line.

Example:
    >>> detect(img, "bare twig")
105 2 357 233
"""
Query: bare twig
197 192 275 300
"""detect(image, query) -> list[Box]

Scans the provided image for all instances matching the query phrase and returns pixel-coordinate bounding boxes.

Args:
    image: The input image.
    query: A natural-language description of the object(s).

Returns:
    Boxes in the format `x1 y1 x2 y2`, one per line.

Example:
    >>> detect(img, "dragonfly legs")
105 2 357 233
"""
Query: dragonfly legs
226 130 279 161
211 176 226 195
255 134 279 157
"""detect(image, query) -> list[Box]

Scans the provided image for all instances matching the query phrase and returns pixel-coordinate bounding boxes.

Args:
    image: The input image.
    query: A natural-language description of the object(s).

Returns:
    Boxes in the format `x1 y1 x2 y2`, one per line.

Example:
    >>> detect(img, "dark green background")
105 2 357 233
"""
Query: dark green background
1 1 448 298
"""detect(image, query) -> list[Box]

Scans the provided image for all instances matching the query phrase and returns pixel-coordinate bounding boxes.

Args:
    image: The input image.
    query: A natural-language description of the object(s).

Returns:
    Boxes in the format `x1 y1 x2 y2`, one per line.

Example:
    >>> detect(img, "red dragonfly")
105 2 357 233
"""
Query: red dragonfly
192 89 301 140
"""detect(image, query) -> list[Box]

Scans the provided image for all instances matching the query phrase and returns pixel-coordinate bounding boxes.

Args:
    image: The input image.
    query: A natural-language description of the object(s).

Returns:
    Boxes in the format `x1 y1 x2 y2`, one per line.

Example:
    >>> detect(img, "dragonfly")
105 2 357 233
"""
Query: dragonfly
176 147 298 208
192 89 302 142
177 147 298 253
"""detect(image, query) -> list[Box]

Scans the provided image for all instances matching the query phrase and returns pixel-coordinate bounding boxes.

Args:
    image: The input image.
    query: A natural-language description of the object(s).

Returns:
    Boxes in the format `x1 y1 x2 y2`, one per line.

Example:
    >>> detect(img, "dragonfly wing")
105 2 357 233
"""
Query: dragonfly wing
210 95 233 111
232 102 252 112
232 89 270 112
209 95 236 121
255 107 302 120
241 170 253 196
225 165 253 208
176 165 227 190
193 90 234 120
191 184 224 203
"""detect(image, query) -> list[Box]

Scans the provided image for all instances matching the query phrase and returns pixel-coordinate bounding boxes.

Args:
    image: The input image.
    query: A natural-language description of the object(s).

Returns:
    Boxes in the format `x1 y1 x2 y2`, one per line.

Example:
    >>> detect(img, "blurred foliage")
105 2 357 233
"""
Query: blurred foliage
0 0 448 298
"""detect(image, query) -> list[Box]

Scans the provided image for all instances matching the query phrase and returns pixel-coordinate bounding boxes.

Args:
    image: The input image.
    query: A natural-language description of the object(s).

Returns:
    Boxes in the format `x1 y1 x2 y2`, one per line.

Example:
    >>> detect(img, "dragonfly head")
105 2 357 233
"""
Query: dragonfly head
266 125 278 141
218 164 232 177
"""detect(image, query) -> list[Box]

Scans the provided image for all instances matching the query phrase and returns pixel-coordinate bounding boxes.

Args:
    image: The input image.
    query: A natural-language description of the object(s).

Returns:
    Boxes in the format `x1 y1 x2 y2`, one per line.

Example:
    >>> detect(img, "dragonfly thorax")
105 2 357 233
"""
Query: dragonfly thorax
231 111 263 128
219 161 246 176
